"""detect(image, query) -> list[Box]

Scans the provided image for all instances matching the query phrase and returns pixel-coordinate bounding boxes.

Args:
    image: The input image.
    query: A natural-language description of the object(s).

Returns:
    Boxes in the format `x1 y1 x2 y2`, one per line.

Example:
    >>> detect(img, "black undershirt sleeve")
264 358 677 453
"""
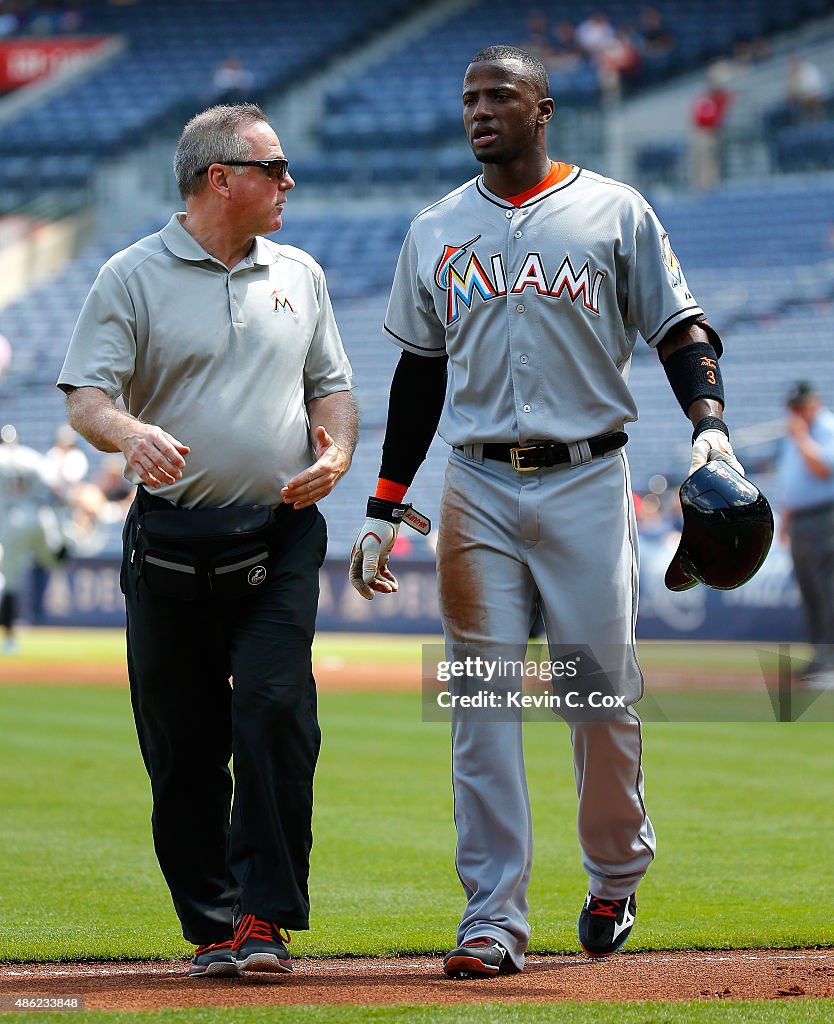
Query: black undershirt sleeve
378 350 448 488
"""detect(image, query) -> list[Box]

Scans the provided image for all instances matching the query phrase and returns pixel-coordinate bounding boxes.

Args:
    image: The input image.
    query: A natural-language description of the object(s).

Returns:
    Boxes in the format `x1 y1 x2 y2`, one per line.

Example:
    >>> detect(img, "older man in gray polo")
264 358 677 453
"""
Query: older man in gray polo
58 104 357 979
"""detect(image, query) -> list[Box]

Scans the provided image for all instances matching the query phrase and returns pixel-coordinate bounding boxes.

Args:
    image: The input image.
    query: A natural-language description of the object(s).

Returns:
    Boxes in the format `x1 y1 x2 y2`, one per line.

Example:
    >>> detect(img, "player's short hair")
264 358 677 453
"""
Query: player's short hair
174 103 268 199
469 45 550 100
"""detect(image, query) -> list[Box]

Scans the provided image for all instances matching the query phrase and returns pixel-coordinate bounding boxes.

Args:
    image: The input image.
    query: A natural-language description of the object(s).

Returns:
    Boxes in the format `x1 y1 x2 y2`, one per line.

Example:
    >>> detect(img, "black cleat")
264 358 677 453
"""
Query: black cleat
578 892 637 957
443 936 519 978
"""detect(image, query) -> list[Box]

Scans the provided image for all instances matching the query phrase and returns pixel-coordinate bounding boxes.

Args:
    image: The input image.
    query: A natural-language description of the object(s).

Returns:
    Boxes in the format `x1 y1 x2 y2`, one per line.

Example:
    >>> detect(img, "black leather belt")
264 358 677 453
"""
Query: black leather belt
471 431 628 471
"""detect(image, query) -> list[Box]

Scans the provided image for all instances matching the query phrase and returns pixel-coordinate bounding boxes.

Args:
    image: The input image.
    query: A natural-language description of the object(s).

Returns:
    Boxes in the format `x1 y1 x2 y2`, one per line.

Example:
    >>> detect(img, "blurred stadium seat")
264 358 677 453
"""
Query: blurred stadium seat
0 0 419 198
1 0 833 557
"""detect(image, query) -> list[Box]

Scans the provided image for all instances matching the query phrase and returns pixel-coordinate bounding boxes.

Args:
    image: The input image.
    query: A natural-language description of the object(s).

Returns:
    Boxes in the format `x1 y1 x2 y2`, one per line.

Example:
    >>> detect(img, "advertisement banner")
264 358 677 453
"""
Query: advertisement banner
19 539 807 641
0 36 113 91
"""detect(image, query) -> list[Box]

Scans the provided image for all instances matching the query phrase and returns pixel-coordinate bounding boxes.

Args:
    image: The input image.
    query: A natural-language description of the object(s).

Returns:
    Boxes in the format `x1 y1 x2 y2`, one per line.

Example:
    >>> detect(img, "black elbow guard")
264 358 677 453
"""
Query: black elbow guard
662 341 724 414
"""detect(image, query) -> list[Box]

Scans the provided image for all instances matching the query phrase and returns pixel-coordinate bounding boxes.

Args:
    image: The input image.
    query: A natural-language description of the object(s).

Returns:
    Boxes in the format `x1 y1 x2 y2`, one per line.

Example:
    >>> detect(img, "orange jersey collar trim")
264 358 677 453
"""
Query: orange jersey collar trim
505 161 573 207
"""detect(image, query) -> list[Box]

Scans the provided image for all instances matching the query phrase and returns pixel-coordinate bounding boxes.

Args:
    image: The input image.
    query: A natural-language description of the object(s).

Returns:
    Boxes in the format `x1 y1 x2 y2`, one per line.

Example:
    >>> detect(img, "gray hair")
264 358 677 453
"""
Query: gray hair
174 103 268 199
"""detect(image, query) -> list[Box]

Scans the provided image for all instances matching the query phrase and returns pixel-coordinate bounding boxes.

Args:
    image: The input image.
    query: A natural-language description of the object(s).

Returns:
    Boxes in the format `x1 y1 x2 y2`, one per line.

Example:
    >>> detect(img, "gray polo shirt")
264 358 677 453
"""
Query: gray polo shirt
58 214 352 508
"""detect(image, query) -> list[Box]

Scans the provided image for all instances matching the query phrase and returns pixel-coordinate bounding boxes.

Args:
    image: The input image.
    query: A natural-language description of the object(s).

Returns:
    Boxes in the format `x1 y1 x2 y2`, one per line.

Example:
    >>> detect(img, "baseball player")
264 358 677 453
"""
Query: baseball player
349 45 744 976
0 425 68 652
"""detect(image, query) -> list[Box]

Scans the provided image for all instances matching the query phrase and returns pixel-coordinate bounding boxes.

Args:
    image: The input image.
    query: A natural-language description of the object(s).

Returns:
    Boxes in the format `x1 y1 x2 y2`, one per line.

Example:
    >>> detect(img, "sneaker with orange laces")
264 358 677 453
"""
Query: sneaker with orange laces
578 892 637 957
187 939 239 978
233 914 292 974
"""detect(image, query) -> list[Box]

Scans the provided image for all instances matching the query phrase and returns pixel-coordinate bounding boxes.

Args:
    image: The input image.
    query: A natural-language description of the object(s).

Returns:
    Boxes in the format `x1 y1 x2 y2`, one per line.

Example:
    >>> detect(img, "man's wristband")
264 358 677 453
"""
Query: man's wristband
367 496 409 522
663 341 724 414
691 416 730 445
365 496 431 535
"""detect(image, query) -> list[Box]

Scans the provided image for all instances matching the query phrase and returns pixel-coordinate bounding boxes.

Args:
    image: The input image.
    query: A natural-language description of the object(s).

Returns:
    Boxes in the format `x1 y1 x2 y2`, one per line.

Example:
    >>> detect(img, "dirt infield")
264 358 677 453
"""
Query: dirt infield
0 658 419 690
2 950 833 1008
0 658 763 692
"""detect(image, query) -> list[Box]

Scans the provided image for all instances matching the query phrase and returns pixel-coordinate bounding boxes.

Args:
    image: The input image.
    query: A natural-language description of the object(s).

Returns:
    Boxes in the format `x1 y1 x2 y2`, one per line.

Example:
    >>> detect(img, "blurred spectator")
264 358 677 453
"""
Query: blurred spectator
0 2 20 37
0 424 69 653
786 56 826 122
596 25 642 98
94 454 134 518
690 61 734 190
55 457 134 555
634 491 668 539
211 55 255 102
0 332 11 379
45 423 89 498
776 381 834 687
637 6 675 56
574 11 642 99
548 20 583 74
731 35 770 67
575 10 616 60
520 10 557 64
25 1 84 35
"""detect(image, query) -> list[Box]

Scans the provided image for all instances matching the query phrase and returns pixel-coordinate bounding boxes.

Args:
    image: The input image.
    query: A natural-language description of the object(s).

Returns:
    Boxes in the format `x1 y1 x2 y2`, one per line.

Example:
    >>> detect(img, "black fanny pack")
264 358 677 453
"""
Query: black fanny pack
131 501 278 602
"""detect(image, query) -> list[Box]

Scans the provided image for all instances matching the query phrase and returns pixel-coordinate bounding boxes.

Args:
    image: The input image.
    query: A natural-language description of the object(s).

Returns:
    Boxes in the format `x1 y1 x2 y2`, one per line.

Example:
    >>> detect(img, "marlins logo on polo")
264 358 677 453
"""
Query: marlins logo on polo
435 237 605 326
271 290 296 314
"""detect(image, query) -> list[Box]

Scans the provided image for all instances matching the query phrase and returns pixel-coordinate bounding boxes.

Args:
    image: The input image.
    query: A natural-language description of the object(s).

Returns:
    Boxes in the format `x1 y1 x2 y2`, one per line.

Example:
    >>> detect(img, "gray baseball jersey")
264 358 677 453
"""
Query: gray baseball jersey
385 165 703 445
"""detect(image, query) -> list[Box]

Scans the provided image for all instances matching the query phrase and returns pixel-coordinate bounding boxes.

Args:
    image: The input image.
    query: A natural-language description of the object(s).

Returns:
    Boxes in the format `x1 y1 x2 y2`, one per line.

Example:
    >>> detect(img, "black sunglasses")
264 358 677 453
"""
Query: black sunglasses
196 158 289 180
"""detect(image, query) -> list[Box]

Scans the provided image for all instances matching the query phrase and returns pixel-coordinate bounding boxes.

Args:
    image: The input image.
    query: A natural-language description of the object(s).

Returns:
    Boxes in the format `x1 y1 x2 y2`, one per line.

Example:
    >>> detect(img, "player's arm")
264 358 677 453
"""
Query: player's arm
281 390 359 509
657 321 744 477
786 410 833 480
64 385 189 489
349 351 447 600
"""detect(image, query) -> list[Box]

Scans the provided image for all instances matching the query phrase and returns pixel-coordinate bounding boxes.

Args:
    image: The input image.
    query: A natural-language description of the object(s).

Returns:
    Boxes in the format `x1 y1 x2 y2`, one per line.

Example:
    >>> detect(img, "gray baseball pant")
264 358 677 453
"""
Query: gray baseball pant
437 445 656 970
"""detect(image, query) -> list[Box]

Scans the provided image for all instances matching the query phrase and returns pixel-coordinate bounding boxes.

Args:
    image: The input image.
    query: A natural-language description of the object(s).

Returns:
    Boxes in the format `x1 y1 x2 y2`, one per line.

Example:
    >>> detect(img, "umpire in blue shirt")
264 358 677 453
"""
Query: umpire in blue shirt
777 381 834 686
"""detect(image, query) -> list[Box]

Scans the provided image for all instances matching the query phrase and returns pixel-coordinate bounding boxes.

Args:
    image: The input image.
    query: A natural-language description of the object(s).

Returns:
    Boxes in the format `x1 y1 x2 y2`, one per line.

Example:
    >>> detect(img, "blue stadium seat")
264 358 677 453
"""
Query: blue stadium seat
0 0 419 197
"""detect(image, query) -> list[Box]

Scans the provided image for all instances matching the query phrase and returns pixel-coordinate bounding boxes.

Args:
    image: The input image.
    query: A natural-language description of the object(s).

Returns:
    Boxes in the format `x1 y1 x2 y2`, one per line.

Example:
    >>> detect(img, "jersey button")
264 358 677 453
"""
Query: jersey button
505 210 513 219
516 303 525 313
520 355 529 364
523 404 532 413
513 230 522 238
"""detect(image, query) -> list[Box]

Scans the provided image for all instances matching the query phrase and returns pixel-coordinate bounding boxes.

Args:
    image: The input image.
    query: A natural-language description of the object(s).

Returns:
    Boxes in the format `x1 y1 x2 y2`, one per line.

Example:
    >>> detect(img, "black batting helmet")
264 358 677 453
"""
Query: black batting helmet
665 459 774 592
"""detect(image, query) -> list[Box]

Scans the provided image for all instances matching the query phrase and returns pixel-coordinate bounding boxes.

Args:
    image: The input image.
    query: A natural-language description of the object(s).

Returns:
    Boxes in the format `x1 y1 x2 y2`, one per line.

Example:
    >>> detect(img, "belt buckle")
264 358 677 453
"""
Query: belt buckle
510 445 539 472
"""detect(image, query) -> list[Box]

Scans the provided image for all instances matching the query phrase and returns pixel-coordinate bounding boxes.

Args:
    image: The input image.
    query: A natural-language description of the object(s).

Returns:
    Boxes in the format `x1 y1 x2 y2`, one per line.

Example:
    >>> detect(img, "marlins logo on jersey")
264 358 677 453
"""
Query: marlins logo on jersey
660 233 684 287
435 236 606 327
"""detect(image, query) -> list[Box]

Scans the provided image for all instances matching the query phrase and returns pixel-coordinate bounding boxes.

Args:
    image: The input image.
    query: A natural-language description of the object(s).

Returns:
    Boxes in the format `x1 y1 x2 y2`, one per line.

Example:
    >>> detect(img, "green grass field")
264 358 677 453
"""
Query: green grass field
1 629 832 1020
0 627 433 667
0 627 816 671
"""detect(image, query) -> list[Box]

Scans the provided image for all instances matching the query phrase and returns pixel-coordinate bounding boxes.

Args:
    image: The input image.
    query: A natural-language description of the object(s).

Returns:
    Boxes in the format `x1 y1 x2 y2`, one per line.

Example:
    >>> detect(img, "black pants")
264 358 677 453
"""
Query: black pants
122 490 327 945
788 502 834 672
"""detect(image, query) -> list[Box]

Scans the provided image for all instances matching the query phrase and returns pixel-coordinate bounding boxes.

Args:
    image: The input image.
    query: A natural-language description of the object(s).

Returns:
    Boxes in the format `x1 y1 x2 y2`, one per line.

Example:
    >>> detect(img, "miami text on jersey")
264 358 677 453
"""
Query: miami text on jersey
435 241 606 326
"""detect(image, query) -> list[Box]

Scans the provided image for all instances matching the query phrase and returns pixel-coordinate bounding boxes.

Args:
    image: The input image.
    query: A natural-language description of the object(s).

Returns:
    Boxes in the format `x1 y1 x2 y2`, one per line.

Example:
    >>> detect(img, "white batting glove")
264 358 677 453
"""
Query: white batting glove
690 422 745 477
349 498 403 600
